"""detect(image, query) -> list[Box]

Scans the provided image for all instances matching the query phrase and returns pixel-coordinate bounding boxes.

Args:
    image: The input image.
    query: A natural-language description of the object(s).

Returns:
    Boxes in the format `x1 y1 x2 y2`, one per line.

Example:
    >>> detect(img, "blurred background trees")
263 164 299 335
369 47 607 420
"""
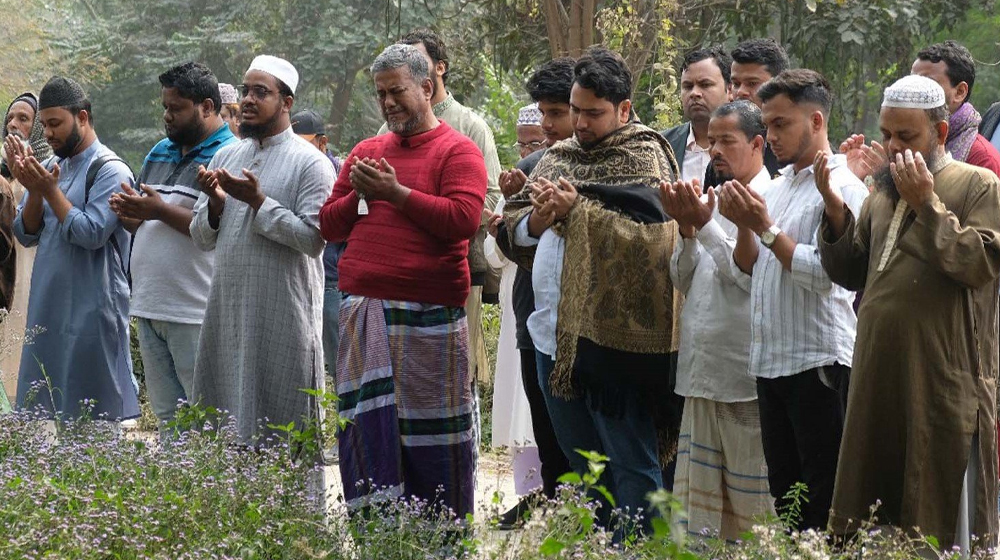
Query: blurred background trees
8 0 997 169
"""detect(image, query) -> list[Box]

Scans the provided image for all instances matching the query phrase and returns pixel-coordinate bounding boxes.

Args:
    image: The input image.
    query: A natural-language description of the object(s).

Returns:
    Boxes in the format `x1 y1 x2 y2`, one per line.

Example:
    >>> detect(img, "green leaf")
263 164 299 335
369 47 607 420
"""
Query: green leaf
557 472 582 485
539 537 566 556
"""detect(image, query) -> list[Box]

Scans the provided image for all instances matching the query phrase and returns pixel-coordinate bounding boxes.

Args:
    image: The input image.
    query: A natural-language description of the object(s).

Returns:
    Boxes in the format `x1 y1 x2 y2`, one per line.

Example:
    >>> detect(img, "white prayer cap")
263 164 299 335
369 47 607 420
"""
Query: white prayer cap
882 75 946 110
517 104 542 127
218 83 238 105
247 55 299 95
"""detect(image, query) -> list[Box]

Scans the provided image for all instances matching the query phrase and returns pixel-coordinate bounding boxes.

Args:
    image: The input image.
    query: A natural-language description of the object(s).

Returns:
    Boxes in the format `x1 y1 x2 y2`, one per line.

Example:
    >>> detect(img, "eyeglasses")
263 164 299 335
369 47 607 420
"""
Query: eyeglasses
238 84 276 100
514 140 546 150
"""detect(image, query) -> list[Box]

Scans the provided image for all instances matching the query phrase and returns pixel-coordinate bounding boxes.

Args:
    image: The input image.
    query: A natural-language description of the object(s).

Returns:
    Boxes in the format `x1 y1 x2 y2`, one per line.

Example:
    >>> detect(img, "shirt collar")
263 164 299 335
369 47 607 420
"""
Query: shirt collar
433 93 456 117
748 166 772 191
685 123 706 152
253 125 295 149
61 138 102 168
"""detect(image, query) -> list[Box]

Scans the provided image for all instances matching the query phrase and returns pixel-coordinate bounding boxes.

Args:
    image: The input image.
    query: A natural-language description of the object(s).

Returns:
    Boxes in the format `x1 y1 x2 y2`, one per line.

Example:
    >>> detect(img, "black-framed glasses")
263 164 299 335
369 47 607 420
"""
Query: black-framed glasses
514 140 546 150
238 84 276 100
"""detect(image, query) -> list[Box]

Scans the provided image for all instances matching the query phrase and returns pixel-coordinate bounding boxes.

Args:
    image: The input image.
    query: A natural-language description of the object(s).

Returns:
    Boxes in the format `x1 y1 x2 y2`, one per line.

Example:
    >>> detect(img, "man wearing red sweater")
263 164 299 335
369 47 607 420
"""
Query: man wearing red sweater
319 43 487 521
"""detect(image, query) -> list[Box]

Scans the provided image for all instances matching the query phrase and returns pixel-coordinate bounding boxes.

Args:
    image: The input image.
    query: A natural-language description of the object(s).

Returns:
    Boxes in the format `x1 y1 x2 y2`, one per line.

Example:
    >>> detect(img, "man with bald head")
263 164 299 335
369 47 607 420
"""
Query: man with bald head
189 55 336 446
819 75 1000 552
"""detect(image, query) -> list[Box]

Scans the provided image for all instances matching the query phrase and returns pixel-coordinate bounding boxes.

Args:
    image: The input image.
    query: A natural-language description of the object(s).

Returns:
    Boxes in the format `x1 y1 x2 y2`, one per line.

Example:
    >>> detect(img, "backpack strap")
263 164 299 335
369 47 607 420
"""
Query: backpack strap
84 154 135 286
85 154 132 207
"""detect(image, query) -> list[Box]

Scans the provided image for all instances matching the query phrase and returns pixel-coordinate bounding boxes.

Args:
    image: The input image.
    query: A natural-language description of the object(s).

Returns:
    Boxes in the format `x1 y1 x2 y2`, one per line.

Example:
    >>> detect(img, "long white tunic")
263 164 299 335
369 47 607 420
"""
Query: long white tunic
190 127 335 441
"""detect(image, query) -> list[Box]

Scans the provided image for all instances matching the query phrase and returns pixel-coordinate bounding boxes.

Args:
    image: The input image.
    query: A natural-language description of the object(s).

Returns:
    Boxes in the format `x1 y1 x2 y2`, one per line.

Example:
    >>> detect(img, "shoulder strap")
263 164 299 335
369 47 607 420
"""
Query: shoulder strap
84 154 135 287
85 154 133 207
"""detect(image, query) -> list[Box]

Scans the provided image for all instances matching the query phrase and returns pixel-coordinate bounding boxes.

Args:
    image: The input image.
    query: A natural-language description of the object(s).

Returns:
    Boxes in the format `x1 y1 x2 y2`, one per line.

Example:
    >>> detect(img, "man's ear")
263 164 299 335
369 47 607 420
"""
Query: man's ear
282 95 295 113
935 119 949 146
956 81 970 105
618 99 633 124
201 98 216 118
811 109 826 133
422 78 435 101
77 109 91 128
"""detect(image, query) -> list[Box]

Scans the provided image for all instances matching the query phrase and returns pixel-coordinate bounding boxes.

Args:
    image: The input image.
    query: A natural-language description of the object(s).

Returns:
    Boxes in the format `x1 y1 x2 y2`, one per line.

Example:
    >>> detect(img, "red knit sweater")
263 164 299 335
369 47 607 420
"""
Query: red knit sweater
966 133 1000 178
319 122 487 308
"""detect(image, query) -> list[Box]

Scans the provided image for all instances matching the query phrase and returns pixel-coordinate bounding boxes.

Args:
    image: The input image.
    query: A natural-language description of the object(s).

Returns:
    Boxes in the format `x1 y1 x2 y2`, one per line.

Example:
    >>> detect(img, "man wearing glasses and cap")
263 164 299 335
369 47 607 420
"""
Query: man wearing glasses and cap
189 55 336 455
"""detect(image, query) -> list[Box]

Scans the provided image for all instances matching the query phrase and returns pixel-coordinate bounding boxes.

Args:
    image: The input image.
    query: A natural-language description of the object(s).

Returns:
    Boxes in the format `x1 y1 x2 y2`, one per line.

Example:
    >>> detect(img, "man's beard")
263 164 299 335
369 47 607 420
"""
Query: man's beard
166 119 207 148
872 147 939 203
385 110 424 135
52 123 82 159
775 127 813 167
712 159 735 183
239 109 282 140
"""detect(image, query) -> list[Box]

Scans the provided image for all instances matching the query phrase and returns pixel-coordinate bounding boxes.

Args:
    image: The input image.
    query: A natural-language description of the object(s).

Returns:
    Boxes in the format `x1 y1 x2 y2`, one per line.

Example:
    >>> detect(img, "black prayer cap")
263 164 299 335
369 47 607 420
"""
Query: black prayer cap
38 76 88 110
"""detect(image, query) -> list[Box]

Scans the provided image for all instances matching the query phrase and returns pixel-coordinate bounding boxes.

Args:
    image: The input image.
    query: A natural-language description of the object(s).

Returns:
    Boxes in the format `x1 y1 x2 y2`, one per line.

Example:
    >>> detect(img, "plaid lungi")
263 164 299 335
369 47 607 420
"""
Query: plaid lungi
336 296 475 518
673 397 774 541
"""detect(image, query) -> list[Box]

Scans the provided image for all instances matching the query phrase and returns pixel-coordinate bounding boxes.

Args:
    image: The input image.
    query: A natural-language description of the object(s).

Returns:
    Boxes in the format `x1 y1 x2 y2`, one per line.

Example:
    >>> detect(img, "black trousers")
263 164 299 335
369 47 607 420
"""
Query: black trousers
519 348 572 498
756 365 849 531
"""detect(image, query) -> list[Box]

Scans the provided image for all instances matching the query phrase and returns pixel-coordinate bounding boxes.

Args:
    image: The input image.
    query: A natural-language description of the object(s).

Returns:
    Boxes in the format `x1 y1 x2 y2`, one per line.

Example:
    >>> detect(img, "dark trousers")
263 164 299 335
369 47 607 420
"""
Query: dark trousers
519 348 572 498
756 365 849 531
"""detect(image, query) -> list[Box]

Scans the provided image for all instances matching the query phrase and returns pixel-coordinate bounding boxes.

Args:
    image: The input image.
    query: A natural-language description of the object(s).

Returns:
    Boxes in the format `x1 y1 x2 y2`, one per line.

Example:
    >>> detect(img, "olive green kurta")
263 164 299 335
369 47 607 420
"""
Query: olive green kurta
819 157 1000 549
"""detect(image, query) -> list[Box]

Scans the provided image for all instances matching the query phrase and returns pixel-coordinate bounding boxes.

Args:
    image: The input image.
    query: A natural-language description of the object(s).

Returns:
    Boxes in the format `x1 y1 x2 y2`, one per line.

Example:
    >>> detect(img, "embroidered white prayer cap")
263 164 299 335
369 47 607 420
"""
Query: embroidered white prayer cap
882 75 946 110
247 55 299 95
517 104 542 127
218 83 238 105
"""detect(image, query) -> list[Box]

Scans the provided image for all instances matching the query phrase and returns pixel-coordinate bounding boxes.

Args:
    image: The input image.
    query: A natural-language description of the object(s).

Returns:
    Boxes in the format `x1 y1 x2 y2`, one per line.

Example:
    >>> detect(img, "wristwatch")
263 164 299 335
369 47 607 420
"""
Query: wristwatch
760 224 782 249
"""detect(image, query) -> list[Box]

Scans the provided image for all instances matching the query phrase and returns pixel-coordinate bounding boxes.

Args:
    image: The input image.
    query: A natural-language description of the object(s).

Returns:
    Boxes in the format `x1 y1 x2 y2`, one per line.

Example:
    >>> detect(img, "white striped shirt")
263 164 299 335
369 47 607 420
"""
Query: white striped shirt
748 154 869 379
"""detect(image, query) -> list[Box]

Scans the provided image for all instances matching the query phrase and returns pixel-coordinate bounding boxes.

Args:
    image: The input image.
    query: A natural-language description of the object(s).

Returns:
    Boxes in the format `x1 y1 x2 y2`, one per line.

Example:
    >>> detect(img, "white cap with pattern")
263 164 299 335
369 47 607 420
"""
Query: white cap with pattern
517 104 542 127
882 75 946 110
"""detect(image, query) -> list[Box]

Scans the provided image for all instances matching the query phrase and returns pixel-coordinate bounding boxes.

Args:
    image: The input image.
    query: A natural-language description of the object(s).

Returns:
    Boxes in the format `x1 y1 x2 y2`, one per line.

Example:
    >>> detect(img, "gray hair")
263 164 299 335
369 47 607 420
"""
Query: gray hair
712 100 766 141
370 44 429 83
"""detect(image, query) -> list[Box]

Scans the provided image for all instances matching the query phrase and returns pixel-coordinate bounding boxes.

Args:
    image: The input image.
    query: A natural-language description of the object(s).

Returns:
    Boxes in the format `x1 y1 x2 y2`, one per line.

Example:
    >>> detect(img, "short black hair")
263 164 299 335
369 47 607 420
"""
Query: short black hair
67 99 93 124
574 46 632 106
276 80 294 98
526 58 575 105
731 38 790 78
159 62 222 114
400 29 450 84
712 100 766 141
757 69 832 115
916 40 976 104
682 46 732 84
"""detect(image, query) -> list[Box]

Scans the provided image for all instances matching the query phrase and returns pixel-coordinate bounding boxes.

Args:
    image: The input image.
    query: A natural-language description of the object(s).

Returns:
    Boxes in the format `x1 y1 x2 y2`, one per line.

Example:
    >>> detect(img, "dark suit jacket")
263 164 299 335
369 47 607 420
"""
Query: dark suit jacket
980 102 1000 141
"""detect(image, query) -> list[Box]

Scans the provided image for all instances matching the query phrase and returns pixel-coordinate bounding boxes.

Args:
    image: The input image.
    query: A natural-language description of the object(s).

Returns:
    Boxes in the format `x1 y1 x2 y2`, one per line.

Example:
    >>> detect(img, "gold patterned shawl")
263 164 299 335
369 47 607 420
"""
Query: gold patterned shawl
501 123 682 401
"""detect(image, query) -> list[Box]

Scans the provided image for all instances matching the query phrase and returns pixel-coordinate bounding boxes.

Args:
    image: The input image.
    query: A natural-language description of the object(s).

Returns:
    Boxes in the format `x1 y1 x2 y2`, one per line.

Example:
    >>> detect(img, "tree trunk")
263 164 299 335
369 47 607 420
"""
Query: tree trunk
328 66 359 148
542 0 569 57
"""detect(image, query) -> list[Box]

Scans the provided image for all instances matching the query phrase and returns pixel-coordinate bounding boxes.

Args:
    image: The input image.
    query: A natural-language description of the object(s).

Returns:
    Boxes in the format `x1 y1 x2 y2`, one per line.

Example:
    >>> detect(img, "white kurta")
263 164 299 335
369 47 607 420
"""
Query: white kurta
486 199 534 449
190 127 335 442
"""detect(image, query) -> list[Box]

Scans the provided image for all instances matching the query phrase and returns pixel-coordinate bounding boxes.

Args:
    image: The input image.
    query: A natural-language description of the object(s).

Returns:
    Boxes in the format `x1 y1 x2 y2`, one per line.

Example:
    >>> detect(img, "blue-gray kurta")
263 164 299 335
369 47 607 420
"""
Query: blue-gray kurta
12 139 138 420
190 127 334 442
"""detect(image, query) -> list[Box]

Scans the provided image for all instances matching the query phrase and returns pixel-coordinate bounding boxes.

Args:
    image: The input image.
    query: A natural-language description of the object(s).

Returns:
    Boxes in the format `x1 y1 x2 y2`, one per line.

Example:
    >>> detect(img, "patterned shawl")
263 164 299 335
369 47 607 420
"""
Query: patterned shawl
501 122 681 396
947 102 982 162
